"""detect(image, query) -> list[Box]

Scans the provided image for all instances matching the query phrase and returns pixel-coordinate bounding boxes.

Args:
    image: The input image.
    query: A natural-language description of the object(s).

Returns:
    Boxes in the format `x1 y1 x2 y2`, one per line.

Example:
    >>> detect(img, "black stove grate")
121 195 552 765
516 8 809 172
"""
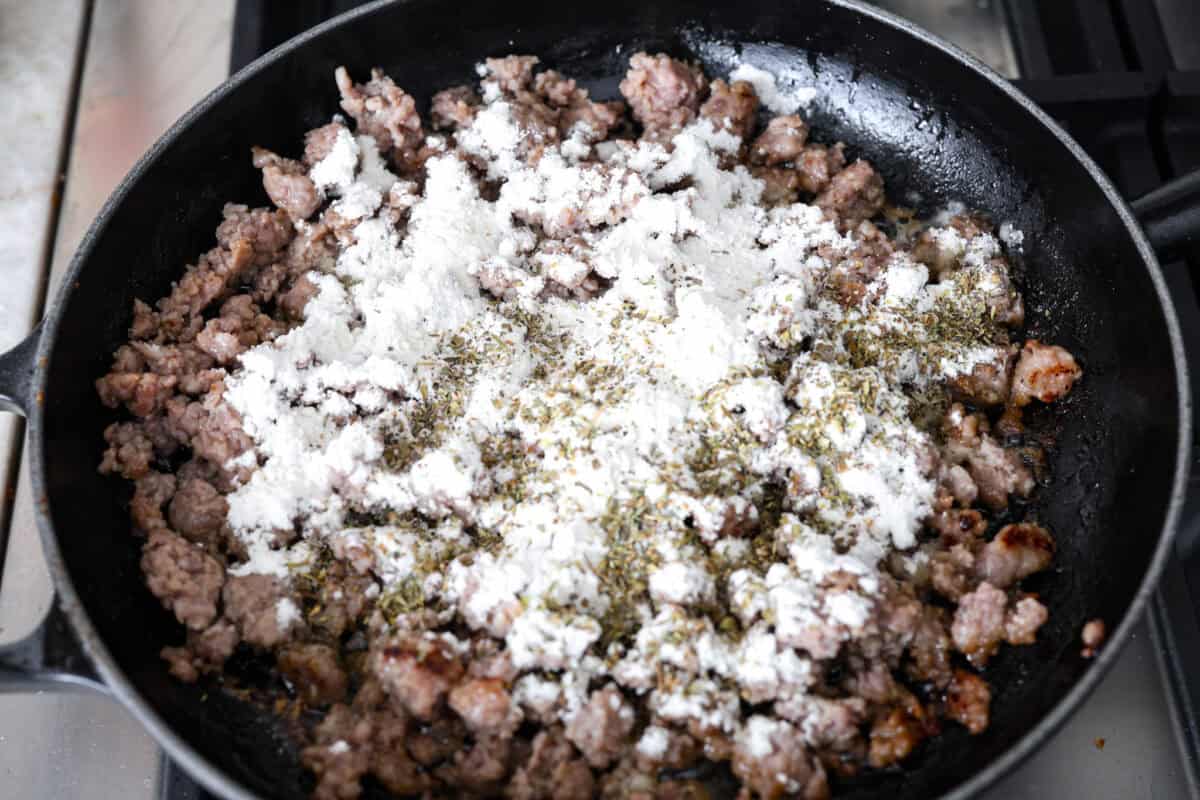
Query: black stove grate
163 2 1200 797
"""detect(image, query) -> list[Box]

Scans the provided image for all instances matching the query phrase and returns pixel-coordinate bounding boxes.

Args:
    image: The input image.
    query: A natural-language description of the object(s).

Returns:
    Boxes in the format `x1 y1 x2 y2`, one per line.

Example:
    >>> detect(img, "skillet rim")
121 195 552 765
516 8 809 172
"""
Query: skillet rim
23 1 1192 797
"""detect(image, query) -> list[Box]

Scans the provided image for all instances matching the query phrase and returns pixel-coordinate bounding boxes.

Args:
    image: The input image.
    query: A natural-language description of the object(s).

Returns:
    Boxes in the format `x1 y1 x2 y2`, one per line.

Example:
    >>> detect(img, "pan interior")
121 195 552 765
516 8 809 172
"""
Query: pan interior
37 1 1181 797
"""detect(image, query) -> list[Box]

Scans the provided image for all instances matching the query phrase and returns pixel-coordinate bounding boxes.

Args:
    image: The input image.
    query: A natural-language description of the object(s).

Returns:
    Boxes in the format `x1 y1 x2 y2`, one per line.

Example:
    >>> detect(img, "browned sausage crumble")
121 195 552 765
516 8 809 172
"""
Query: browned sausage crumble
98 52 1083 799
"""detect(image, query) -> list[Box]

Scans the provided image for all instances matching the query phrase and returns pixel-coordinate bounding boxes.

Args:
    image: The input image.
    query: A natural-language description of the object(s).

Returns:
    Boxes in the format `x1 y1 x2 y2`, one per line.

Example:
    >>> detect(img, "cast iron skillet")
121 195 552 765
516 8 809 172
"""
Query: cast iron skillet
1 0 1198 797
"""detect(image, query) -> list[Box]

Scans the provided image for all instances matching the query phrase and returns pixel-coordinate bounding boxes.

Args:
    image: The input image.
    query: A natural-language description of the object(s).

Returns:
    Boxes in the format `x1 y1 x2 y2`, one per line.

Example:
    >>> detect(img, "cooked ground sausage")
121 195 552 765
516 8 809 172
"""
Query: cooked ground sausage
1011 340 1083 406
815 159 885 227
751 114 810 166
97 52 1083 800
141 529 224 631
619 52 707 134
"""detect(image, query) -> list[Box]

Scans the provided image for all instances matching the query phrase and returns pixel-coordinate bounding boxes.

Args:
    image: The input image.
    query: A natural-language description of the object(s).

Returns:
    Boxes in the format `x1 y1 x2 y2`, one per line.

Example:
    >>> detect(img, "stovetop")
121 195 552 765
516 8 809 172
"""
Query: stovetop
1 1 1198 798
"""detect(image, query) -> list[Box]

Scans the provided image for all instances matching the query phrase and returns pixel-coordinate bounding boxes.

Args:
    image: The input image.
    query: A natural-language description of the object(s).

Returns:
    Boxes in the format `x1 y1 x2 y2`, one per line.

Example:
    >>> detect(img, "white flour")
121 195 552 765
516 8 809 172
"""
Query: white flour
221 67 1015 746
729 63 819 114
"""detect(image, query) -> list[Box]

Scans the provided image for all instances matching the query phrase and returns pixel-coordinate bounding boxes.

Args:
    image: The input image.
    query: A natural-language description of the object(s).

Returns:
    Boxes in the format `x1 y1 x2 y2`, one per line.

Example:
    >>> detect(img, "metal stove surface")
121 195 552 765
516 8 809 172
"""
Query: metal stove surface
0 1 1195 798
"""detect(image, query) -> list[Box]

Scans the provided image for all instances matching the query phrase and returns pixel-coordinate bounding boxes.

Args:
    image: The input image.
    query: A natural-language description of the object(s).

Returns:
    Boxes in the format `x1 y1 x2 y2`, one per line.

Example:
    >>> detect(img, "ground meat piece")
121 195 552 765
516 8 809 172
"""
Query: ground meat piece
993 405 1025 440
1011 340 1083 407
131 471 176 533
815 159 885 227
928 507 986 545
532 69 579 106
466 642 519 684
824 222 894 305
977 257 1026 327
752 166 801 206
372 634 464 720
565 685 636 769
778 697 866 753
945 669 990 734
941 404 1034 510
561 98 625 142
867 706 927 769
449 734 513 789
403 716 467 767
477 261 534 300
167 477 227 544
632 727 701 772
906 605 955 689
162 258 234 338
532 73 629 143
947 213 992 241
448 677 520 736
130 299 160 340
751 115 809 166
130 340 210 374
141 529 223 631
430 85 480 130
484 55 540 94
507 728 594 800
504 89 562 146
1082 618 1107 658
975 523 1054 589
252 146 321 221
1004 596 1048 645
279 643 348 707
595 760 658 798
161 619 238 682
303 705 372 800
873 578 922 650
795 143 847 195
915 216 994 278
159 648 197 683
310 566 375 638
250 260 290 304
279 274 319 320
910 216 989 278
98 422 156 479
222 574 299 648
111 344 146 373
937 464 980 508
129 341 222 396
948 346 1017 408
910 228 959 277
214 203 294 265
303 121 345 167
619 52 707 133
194 295 279 365
284 220 338 277
164 388 255 483
846 662 898 705
175 456 239 497
732 719 828 800
699 79 759 140
951 581 1008 665
930 545 976 601
334 67 424 168
95 371 178 417
969 436 1034 509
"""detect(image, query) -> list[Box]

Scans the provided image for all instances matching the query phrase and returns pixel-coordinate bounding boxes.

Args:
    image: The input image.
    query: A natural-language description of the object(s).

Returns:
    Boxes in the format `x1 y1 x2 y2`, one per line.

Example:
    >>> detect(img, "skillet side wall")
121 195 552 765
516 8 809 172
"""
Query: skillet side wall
35 1 1180 797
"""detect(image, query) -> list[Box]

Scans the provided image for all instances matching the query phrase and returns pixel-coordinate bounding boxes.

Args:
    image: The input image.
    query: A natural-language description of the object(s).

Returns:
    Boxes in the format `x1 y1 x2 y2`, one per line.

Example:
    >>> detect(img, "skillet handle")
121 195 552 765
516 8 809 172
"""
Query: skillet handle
1131 169 1200 261
0 324 105 692
0 603 105 694
0 323 43 417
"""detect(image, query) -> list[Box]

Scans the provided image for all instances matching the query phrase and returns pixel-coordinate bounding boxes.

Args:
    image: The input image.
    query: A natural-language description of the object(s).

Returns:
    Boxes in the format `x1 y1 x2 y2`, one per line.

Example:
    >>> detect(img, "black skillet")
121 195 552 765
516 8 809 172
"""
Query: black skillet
0 0 1198 797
